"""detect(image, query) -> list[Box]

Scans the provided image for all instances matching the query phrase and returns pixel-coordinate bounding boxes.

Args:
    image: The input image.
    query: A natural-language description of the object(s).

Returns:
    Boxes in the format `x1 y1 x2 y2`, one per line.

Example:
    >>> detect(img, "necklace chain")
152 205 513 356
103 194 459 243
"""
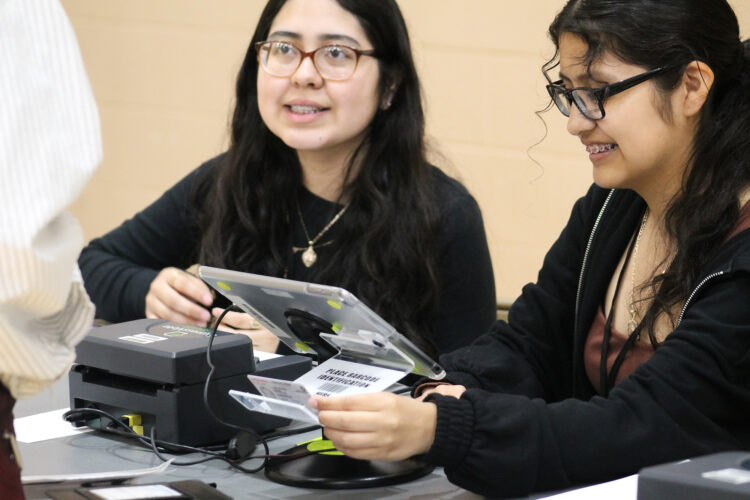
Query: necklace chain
293 201 349 267
627 208 649 334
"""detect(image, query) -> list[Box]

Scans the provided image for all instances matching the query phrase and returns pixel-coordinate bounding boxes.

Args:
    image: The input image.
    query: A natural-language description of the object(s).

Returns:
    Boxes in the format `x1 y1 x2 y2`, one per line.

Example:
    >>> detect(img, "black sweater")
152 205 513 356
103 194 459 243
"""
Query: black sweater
79 157 497 355
422 185 750 497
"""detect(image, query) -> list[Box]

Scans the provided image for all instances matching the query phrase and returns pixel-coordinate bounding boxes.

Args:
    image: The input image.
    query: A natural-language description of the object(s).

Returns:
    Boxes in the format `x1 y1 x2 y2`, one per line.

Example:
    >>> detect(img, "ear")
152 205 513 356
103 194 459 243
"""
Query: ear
679 60 715 117
380 83 398 110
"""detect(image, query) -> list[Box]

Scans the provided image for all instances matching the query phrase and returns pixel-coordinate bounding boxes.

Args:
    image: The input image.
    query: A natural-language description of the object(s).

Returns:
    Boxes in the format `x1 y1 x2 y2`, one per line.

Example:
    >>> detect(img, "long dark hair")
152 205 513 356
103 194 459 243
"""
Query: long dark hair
547 0 750 346
195 0 441 355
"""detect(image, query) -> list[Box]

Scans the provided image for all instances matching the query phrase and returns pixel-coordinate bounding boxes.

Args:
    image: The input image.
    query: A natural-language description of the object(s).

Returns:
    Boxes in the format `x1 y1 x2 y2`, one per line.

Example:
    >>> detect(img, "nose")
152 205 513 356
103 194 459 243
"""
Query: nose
291 55 324 88
566 104 596 136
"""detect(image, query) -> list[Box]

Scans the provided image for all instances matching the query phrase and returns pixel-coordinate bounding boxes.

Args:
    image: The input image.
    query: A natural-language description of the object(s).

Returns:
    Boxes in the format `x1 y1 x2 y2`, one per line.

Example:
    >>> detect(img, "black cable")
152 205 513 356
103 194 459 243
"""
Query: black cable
62 408 227 457
146 427 241 468
202 305 269 472
144 425 334 473
261 424 322 442
202 304 254 434
63 407 323 473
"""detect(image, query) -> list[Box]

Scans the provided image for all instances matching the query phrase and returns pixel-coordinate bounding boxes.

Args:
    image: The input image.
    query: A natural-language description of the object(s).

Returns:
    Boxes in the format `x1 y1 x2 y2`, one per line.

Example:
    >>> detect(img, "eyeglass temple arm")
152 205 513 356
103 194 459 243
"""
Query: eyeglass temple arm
597 66 674 100
541 59 560 85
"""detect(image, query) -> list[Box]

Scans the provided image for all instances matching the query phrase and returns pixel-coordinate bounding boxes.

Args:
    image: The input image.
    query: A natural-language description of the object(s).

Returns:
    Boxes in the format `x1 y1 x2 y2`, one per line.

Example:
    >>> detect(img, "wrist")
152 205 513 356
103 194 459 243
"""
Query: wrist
415 399 437 455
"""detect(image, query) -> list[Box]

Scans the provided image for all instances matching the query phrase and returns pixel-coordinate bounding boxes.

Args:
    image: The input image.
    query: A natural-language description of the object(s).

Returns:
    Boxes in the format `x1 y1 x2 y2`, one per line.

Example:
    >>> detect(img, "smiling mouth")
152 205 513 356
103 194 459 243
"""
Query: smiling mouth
586 143 618 154
286 105 329 114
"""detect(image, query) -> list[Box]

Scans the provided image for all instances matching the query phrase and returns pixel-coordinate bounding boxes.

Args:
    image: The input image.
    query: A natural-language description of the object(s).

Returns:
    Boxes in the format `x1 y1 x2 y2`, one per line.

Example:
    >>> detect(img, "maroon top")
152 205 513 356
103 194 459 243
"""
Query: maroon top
584 306 654 394
584 200 750 394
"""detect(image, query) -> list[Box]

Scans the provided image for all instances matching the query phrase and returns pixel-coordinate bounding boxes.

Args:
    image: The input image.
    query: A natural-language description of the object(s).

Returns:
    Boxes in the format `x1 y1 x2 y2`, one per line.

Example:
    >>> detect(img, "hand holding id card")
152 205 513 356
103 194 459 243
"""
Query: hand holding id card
231 357 406 424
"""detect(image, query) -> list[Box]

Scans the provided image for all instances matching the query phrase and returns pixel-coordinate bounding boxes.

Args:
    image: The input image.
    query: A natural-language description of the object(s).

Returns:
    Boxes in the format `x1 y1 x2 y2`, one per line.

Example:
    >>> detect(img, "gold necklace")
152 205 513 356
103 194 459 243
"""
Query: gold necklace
293 202 349 267
627 208 649 334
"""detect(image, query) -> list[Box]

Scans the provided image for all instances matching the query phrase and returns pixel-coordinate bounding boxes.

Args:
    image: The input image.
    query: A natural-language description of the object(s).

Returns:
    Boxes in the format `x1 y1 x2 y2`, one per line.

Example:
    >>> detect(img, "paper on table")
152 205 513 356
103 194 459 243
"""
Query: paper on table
15 408 92 443
22 459 173 485
538 474 638 499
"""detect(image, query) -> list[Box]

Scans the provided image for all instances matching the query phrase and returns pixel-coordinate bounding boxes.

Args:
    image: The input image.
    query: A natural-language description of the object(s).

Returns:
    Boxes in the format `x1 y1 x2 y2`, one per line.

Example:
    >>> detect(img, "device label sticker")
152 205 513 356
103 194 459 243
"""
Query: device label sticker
702 468 750 484
117 333 168 344
147 323 211 337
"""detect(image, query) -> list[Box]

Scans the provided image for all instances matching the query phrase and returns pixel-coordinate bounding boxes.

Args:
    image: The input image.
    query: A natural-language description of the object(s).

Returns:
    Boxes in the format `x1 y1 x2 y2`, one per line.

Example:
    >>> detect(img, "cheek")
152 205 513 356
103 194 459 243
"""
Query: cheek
620 115 671 158
611 90 673 152
256 74 282 124
336 81 380 125
339 63 381 116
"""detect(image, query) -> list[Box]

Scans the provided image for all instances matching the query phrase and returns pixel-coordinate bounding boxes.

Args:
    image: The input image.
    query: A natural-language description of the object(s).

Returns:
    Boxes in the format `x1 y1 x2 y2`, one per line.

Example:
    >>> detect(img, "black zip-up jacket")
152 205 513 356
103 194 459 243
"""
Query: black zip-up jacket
421 185 750 498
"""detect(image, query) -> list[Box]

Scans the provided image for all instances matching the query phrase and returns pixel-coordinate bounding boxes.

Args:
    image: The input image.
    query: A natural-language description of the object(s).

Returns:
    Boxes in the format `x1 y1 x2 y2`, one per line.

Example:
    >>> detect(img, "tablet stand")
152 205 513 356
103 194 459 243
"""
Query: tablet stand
263 310 434 489
265 441 433 489
283 308 337 362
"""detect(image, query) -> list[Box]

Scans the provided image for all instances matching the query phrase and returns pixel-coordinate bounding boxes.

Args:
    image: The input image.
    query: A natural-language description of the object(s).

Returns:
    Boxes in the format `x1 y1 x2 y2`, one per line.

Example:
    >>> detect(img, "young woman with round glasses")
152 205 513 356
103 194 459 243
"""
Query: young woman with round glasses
78 0 496 357
311 0 750 496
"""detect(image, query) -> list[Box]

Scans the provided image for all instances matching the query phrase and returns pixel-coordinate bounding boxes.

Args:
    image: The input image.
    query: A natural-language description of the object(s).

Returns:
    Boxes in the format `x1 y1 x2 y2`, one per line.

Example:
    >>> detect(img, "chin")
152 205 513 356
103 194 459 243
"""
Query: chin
592 167 629 191
278 134 329 152
593 179 617 190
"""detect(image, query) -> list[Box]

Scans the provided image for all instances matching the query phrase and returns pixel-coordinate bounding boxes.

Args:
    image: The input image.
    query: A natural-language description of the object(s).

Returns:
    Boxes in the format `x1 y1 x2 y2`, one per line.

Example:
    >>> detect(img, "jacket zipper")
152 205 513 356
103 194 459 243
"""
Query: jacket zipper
676 270 725 327
574 190 615 336
574 191 726 329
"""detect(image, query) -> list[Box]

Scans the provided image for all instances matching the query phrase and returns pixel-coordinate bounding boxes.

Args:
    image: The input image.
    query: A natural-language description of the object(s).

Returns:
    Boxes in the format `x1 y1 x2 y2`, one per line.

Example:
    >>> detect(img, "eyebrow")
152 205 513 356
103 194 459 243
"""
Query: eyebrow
557 71 572 83
267 31 362 47
557 70 610 87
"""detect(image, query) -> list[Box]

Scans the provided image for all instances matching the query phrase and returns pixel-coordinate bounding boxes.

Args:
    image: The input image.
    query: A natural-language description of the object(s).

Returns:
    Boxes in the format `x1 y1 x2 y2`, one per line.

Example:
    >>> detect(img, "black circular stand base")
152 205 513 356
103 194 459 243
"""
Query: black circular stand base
265 442 434 489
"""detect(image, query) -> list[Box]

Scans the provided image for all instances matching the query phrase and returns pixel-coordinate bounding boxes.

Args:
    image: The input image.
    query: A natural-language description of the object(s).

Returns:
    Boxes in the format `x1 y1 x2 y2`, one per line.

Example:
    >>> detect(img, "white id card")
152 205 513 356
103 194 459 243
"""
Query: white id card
229 389 320 424
231 358 405 423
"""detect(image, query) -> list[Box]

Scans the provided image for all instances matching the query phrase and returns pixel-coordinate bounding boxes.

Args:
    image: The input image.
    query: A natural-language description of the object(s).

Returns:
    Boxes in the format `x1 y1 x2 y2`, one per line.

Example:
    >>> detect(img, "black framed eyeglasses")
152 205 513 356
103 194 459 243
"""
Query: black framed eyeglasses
255 40 376 81
544 65 676 120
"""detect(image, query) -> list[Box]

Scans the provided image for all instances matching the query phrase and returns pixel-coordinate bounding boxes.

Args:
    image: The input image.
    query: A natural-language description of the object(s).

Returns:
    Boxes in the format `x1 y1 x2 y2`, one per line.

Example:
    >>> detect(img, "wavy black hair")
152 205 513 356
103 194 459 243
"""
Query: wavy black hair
195 0 442 356
547 0 750 346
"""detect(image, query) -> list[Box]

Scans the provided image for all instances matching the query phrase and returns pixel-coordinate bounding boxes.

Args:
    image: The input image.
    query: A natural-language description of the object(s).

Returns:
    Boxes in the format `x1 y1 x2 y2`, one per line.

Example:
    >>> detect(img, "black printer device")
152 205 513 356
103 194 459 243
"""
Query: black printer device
69 319 311 446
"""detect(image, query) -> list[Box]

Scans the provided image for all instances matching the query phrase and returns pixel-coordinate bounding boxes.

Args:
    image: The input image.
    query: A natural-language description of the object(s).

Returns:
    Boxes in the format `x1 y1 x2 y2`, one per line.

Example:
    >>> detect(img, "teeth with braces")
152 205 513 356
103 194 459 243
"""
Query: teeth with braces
289 105 323 114
587 143 617 154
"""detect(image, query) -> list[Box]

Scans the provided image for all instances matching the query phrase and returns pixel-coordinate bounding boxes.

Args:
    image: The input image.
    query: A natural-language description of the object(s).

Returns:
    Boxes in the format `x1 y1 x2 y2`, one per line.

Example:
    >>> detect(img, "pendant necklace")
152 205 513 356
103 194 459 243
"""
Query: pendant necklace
627 208 649 335
292 201 349 267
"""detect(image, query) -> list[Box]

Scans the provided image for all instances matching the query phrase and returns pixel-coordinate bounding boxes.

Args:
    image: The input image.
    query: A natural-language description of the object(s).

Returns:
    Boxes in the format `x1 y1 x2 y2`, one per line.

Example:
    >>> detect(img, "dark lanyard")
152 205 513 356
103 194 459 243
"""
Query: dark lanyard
600 215 647 397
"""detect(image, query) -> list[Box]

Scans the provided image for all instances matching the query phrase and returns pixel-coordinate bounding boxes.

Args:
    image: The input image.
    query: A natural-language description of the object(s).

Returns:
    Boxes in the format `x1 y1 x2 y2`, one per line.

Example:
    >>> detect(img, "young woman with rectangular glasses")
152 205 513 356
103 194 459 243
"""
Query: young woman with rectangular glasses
312 0 750 496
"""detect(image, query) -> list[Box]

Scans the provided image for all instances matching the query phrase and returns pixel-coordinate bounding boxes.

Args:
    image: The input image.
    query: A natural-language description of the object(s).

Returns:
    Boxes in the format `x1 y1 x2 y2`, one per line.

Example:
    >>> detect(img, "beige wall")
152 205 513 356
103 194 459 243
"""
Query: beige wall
61 0 750 305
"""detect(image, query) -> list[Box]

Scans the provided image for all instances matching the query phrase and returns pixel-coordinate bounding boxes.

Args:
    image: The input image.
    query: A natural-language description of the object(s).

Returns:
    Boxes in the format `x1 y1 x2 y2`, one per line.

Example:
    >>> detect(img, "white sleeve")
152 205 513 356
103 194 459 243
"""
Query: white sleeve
0 0 102 398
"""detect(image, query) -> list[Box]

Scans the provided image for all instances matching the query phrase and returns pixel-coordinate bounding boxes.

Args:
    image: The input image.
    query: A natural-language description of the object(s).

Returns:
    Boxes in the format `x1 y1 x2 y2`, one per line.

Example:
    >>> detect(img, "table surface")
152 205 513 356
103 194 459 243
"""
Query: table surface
16 377 483 500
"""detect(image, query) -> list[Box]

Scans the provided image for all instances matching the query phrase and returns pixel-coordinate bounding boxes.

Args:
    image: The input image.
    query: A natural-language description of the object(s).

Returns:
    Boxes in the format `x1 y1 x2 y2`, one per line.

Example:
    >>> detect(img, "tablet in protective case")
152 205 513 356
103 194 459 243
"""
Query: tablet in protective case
198 266 445 380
